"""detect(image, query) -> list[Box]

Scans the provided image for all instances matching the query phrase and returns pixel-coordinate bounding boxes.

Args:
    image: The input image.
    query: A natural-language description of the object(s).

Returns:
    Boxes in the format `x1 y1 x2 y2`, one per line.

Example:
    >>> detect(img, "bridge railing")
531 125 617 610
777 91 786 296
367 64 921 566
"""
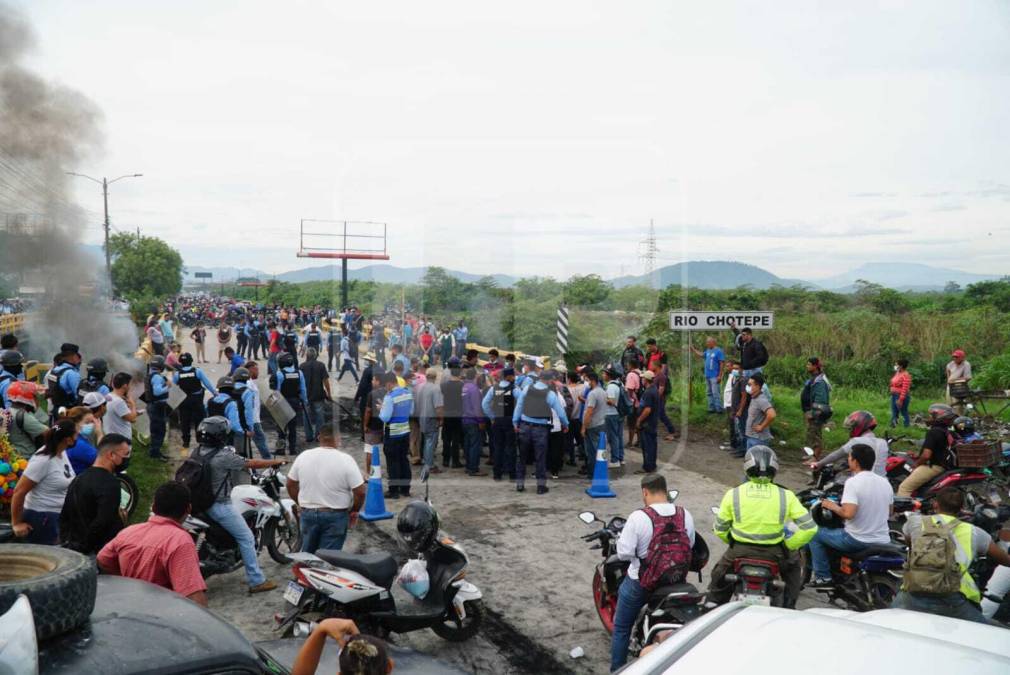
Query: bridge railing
0 313 25 335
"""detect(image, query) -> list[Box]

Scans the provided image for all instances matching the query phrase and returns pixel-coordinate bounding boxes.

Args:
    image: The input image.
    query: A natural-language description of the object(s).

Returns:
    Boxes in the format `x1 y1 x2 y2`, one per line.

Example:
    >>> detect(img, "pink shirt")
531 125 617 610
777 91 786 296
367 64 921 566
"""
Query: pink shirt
98 515 207 599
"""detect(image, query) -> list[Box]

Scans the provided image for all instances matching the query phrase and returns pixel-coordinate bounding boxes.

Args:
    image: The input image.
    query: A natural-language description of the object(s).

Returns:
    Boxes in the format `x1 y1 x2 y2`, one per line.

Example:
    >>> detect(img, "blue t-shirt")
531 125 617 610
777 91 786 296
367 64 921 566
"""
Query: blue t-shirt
704 348 725 379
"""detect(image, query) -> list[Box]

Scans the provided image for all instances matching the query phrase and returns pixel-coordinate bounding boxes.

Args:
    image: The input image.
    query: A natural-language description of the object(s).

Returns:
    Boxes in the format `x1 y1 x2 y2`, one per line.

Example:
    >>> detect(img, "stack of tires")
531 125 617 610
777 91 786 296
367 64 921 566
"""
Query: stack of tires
0 545 97 640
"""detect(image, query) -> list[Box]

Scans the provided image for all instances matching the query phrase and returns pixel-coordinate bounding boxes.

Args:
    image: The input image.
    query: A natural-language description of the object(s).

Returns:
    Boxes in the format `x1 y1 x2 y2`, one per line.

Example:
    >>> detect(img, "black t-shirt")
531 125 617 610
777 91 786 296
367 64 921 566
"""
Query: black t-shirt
367 389 386 431
59 467 123 554
922 425 953 468
299 360 329 402
441 379 464 418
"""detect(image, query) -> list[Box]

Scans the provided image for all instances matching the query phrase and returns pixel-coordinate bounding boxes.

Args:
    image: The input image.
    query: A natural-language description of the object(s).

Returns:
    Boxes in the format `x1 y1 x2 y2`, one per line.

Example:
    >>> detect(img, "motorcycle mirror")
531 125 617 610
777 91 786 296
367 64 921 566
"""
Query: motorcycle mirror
668 489 679 502
803 447 814 457
710 506 719 515
578 511 596 525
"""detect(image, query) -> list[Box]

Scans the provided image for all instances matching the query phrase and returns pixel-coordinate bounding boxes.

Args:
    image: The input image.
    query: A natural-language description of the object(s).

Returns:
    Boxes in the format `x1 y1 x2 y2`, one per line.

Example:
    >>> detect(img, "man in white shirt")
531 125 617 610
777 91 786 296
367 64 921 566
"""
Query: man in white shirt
611 473 695 671
286 423 365 554
245 361 272 459
104 372 142 439
807 443 893 587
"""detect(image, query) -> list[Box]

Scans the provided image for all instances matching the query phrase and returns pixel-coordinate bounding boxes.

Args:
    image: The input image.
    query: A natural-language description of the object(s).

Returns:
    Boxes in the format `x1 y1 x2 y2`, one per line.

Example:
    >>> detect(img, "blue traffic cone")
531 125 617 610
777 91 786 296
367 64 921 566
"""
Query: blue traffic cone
585 432 616 498
360 445 394 521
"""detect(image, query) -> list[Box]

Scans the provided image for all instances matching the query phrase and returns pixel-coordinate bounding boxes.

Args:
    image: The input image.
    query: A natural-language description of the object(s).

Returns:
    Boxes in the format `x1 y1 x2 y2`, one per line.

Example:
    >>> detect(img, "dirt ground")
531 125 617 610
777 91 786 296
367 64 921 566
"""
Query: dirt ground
160 334 827 675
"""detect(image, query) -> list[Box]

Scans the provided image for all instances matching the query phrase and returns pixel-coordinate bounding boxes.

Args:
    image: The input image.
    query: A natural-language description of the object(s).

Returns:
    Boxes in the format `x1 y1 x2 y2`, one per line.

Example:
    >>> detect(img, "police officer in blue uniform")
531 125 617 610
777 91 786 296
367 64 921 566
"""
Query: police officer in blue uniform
512 370 569 494
282 323 300 364
232 367 260 458
236 318 249 358
144 354 172 461
77 358 111 402
482 367 517 481
0 350 25 409
207 376 244 447
173 352 218 449
273 352 307 455
46 343 83 422
378 371 413 498
304 323 322 355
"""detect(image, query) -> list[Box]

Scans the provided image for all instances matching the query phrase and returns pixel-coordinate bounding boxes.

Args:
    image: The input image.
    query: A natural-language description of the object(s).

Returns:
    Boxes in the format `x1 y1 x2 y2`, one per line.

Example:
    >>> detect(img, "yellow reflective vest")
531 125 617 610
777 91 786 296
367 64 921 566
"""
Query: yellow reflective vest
714 480 817 551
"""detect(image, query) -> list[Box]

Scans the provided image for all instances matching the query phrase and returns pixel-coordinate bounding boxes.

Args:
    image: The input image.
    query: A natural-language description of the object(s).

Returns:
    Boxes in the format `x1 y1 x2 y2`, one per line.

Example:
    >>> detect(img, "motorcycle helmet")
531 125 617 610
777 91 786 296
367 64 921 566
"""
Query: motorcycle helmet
843 410 876 438
927 403 957 427
216 376 235 392
148 355 166 372
1 350 23 369
278 352 295 369
86 357 109 376
743 445 779 480
952 416 975 436
6 380 37 409
689 532 710 573
196 416 231 447
232 367 250 383
397 500 440 553
811 501 842 528
179 352 194 367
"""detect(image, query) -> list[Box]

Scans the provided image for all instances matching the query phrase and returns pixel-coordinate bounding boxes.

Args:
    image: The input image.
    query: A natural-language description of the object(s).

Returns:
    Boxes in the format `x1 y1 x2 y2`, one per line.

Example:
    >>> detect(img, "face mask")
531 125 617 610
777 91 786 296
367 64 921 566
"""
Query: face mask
893 365 899 372
81 423 95 437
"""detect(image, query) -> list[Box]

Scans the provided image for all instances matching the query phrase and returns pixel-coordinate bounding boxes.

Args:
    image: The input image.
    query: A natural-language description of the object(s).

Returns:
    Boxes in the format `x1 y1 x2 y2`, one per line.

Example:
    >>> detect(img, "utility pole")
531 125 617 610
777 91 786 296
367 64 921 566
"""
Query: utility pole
66 171 143 289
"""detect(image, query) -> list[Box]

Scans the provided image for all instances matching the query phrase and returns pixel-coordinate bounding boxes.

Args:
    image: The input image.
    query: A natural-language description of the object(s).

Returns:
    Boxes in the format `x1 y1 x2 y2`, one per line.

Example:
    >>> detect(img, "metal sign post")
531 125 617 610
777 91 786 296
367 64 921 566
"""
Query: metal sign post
556 304 569 371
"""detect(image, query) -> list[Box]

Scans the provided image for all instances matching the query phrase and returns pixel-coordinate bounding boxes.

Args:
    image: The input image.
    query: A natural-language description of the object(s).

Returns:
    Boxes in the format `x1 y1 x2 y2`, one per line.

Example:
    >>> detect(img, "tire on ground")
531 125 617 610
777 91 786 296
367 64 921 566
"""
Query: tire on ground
0 544 97 641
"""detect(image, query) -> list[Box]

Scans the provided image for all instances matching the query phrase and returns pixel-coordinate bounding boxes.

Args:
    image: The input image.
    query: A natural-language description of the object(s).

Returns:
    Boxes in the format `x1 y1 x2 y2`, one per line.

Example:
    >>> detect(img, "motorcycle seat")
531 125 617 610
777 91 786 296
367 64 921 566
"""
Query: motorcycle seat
848 543 905 560
316 550 399 588
649 582 702 604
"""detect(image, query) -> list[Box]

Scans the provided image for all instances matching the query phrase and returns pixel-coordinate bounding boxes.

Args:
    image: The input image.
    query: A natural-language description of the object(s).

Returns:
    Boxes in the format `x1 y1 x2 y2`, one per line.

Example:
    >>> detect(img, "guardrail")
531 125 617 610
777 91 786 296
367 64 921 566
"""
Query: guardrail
465 342 549 369
0 313 25 335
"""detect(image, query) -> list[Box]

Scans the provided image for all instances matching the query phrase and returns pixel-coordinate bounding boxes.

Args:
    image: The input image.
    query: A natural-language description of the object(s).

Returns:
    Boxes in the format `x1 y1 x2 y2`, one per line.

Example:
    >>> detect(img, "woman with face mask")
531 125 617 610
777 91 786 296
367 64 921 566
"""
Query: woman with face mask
10 418 79 544
64 406 101 476
889 359 912 428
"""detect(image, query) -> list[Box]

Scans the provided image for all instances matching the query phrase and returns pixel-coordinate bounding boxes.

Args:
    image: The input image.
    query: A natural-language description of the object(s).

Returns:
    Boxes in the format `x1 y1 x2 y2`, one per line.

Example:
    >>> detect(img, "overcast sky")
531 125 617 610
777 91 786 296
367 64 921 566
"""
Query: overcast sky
15 0 1010 281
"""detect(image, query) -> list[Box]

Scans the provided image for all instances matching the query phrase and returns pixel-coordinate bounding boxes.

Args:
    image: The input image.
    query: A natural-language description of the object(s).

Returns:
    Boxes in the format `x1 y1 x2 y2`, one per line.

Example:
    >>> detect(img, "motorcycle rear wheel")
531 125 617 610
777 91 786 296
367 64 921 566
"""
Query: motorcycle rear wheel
866 573 900 610
264 514 302 564
431 599 485 642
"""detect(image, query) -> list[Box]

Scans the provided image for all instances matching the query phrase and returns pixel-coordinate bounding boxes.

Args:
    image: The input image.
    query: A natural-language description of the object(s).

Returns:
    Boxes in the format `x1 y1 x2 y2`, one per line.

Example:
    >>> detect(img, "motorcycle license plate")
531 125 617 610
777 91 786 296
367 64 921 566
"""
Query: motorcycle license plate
733 593 771 607
284 581 305 605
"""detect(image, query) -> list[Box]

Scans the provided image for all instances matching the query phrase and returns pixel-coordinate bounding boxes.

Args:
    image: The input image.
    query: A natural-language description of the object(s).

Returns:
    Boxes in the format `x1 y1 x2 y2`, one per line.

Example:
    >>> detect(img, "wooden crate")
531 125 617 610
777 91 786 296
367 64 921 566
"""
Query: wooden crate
955 442 1001 468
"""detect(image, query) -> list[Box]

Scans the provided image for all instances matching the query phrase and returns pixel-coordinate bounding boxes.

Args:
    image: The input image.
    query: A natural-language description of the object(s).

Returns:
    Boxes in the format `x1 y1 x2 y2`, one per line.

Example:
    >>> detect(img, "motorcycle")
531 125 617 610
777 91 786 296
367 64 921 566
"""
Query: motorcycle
705 505 789 608
275 468 484 642
183 466 300 578
581 490 712 658
965 498 1010 625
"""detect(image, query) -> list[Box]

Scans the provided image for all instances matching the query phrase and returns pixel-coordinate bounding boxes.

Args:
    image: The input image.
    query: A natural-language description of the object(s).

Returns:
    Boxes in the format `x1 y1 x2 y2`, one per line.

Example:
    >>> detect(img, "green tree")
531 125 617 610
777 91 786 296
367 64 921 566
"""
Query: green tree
109 233 183 303
563 274 612 307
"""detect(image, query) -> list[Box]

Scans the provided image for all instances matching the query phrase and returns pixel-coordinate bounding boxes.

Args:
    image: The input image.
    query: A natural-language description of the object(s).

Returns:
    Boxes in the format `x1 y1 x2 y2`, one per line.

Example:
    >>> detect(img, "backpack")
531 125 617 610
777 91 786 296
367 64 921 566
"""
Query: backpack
616 383 633 417
903 516 962 595
638 507 692 591
174 447 225 513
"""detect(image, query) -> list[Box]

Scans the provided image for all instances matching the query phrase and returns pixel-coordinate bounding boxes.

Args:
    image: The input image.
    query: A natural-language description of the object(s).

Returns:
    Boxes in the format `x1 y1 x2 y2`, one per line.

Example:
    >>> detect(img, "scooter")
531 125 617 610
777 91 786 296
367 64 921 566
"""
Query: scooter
183 466 300 578
276 468 484 642
581 490 712 658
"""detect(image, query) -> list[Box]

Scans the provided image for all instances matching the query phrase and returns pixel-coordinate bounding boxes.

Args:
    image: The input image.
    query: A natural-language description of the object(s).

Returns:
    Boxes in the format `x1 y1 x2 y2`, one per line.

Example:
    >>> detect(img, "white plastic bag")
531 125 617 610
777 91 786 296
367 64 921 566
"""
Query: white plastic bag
396 558 430 600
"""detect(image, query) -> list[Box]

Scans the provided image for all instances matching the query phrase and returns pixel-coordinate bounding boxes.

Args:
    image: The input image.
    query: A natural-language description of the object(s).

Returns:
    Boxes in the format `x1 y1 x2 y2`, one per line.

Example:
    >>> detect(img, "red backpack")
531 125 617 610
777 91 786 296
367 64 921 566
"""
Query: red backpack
638 507 692 591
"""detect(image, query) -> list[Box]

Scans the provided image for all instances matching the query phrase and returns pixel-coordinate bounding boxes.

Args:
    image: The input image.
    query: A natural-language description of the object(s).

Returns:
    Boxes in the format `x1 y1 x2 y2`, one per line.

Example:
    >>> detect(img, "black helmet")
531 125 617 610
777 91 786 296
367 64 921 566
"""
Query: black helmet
86 357 108 375
232 367 250 383
278 353 295 369
179 352 194 367
216 376 235 392
953 416 975 435
149 355 166 371
927 403 957 427
196 416 231 447
811 501 841 528
843 410 877 439
743 445 779 480
1 351 23 368
396 500 439 553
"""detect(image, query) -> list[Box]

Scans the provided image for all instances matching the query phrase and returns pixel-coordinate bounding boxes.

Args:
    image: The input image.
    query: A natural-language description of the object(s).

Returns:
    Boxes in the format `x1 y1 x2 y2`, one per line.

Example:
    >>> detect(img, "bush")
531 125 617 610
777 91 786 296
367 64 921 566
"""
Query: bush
974 353 1010 391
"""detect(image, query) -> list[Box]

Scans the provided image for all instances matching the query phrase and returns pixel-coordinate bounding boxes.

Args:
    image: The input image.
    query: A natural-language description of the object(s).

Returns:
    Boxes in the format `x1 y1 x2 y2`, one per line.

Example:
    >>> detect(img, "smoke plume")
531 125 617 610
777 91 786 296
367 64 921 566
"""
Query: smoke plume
0 3 139 366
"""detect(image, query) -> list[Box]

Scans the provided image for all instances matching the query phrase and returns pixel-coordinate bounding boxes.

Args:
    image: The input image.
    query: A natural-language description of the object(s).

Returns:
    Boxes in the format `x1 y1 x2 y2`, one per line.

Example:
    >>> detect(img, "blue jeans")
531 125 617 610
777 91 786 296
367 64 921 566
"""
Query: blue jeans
337 358 359 382
462 423 482 473
605 415 624 462
252 422 272 459
22 509 60 545
890 393 910 427
306 400 325 442
299 508 350 554
421 429 438 468
706 377 722 412
745 435 769 450
742 367 764 378
892 590 991 624
807 527 868 580
207 502 266 587
585 425 606 467
611 576 648 671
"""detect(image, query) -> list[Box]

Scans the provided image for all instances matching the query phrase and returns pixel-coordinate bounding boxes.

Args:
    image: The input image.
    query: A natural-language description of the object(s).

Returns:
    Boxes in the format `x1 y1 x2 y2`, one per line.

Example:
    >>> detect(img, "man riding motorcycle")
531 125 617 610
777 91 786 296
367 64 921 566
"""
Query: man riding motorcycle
897 403 957 497
808 410 888 477
709 446 817 608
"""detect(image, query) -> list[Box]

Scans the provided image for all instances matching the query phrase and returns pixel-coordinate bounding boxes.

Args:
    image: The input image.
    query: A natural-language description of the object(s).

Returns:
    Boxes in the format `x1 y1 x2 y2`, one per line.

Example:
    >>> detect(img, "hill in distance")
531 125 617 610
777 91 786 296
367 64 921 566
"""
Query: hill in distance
611 260 808 290
813 262 1003 291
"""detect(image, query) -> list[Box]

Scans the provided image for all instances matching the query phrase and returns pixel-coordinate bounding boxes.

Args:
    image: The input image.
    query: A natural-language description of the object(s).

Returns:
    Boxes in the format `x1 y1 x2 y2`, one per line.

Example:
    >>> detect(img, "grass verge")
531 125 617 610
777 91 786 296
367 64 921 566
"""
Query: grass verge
126 431 174 524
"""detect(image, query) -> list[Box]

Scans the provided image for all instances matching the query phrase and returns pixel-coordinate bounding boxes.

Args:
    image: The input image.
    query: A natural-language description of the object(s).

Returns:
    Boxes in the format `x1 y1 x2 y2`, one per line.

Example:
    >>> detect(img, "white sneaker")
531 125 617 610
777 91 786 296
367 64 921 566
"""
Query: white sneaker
608 461 621 469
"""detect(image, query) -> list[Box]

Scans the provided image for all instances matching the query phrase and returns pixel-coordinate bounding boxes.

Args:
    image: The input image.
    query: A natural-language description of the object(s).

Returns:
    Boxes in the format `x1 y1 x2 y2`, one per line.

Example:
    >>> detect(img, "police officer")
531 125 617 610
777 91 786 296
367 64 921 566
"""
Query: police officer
482 367 517 481
326 323 340 370
708 445 818 608
0 350 26 409
77 358 111 401
145 355 172 461
236 318 249 358
273 352 307 455
207 376 243 447
304 322 322 355
282 323 300 364
512 369 568 495
232 367 259 458
378 371 413 498
173 352 218 449
46 343 83 422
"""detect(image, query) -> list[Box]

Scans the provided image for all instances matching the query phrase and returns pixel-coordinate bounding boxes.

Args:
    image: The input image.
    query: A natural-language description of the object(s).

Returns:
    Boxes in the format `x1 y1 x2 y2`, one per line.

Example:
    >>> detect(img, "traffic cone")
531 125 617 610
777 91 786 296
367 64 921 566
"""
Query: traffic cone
360 445 394 521
585 432 616 498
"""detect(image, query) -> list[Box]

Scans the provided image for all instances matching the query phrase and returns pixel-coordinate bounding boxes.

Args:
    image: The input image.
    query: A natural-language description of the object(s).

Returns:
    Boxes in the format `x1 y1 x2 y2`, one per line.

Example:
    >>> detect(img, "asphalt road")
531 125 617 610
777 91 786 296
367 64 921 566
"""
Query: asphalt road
160 333 829 674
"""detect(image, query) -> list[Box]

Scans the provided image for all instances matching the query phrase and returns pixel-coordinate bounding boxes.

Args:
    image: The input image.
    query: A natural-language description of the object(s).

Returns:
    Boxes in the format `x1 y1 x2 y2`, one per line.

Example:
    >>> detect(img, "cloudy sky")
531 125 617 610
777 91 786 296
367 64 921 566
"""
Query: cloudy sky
15 0 1010 280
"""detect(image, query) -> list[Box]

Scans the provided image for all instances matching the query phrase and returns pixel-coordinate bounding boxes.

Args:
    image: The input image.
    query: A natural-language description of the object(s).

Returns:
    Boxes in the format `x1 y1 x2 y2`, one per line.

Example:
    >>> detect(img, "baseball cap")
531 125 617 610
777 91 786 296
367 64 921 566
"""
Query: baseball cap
641 370 655 381
533 357 544 369
82 391 106 409
60 342 80 355
502 367 515 377
951 349 966 358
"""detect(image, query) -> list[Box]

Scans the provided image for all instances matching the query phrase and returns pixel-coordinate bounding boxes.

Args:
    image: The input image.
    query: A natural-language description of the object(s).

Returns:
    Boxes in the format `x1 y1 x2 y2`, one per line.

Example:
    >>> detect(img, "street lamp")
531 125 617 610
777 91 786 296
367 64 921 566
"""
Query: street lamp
66 172 143 289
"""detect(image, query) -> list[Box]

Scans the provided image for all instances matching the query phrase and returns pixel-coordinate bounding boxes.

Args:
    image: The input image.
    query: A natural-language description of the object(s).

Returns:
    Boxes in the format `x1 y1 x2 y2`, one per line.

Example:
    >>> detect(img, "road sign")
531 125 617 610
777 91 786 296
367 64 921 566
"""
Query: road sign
668 311 774 331
194 272 213 279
